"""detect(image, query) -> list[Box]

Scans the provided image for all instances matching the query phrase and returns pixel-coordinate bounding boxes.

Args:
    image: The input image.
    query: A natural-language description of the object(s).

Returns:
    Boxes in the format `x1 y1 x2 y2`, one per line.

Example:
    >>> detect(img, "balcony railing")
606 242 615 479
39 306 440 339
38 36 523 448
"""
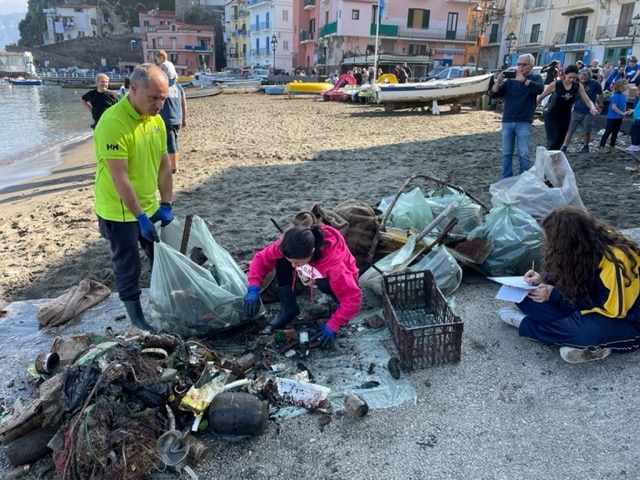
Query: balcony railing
246 0 270 7
369 23 399 36
523 30 543 44
251 47 271 56
252 21 269 31
304 0 316 8
400 25 474 42
595 23 633 40
320 21 337 37
300 29 315 42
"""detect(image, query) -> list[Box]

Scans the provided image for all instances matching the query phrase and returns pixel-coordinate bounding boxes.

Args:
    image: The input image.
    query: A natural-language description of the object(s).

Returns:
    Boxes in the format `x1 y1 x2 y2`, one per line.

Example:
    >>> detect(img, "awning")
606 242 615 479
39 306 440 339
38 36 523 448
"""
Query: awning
561 7 594 16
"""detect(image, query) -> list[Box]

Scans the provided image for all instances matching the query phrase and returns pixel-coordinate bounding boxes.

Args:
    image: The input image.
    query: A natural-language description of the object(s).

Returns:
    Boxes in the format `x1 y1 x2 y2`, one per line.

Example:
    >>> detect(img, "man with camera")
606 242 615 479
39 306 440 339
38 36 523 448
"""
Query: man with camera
489 53 544 178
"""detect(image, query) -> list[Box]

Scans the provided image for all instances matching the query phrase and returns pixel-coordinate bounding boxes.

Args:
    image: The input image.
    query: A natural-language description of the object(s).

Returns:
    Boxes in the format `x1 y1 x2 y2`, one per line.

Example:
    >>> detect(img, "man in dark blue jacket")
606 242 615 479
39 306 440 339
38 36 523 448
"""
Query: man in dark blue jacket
489 54 544 178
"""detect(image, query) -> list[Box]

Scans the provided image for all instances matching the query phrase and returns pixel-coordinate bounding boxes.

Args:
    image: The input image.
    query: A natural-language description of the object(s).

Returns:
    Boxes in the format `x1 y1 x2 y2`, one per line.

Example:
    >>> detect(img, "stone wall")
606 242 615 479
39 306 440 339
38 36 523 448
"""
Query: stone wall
6 35 143 70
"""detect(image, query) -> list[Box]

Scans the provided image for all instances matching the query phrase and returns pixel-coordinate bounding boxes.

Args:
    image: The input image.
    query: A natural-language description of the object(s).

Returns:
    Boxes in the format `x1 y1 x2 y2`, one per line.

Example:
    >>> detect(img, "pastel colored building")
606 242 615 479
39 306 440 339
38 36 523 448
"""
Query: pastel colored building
42 5 99 45
143 21 217 74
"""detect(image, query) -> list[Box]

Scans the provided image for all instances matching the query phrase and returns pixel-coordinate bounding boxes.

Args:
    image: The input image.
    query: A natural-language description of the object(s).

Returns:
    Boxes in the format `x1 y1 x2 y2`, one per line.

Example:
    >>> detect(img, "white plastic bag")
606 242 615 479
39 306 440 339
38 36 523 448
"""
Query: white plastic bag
490 147 583 220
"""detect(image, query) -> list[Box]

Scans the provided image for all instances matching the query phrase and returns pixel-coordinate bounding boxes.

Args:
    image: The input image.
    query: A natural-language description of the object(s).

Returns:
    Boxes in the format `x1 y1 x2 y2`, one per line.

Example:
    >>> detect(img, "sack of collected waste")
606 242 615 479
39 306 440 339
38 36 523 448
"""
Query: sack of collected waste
426 186 483 236
489 147 584 220
378 187 434 232
467 203 544 276
359 240 462 297
149 215 262 337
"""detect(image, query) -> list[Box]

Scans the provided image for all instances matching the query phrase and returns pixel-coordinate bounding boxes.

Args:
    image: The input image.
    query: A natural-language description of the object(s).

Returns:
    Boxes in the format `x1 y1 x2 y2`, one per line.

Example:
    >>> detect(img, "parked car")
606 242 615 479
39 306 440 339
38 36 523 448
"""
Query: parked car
425 66 485 82
501 65 544 78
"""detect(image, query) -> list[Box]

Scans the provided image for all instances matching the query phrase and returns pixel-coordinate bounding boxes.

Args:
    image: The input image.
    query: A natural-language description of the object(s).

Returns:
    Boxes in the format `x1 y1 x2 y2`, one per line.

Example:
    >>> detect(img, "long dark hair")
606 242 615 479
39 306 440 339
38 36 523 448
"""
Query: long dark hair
542 206 640 304
279 224 325 261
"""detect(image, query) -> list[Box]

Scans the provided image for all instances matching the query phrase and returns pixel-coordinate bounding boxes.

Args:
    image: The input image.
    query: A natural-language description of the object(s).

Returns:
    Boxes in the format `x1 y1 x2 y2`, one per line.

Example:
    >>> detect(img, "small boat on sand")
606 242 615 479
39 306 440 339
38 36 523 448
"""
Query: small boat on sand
184 85 225 99
264 85 286 95
374 73 493 112
285 81 333 95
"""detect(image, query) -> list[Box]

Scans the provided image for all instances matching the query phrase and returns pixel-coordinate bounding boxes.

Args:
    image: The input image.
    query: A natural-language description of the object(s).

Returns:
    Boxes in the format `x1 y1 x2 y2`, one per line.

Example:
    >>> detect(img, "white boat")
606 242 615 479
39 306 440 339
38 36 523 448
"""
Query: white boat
221 85 261 94
374 73 493 112
184 85 225 99
197 73 262 88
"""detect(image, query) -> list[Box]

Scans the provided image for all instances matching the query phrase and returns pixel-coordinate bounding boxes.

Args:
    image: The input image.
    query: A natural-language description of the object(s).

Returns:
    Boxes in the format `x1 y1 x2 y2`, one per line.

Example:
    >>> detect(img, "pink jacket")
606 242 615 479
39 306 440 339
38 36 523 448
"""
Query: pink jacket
247 225 362 332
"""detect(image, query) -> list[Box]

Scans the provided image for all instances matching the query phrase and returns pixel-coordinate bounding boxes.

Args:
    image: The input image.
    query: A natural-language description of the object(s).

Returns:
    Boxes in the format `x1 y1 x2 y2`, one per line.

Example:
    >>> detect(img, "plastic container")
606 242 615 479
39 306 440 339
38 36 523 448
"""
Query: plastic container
382 270 463 369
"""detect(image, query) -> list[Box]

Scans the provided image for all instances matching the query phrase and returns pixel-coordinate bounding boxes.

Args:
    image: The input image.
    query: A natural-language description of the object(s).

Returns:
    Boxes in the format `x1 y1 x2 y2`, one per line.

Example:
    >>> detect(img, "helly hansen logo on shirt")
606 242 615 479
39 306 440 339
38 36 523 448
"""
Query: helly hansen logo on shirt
106 144 119 151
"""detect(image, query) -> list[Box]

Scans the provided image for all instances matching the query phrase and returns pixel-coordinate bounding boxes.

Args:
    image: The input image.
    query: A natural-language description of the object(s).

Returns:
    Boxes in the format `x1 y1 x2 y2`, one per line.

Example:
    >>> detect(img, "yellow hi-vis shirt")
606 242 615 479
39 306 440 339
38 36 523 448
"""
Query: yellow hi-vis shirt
94 97 167 222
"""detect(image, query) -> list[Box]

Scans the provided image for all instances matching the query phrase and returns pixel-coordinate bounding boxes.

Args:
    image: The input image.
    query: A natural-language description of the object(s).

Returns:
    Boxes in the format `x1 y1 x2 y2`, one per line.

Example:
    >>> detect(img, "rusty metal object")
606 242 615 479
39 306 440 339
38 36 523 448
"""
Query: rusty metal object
343 394 369 418
34 352 59 374
179 214 193 255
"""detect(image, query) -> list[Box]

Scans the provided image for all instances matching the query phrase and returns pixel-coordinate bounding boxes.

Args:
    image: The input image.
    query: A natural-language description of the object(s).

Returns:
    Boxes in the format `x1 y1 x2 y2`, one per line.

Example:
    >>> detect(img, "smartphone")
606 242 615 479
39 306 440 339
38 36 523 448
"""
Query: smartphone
503 71 516 79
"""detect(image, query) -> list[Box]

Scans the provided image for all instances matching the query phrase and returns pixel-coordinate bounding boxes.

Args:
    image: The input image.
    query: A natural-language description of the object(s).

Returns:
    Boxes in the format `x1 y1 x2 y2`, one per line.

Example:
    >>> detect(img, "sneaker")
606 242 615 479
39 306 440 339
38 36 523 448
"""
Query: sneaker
598 146 607 153
560 145 567 153
498 307 525 328
579 145 589 153
625 145 640 152
559 346 612 364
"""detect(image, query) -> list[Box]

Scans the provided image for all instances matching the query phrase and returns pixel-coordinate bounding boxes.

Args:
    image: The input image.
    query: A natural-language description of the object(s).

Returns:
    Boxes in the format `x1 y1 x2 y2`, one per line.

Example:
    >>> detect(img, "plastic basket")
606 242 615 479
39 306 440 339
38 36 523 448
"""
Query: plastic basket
382 270 463 369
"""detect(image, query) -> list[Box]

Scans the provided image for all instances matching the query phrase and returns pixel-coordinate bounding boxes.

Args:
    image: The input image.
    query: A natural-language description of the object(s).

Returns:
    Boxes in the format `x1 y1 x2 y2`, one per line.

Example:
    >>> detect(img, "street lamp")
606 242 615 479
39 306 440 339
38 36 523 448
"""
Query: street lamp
505 31 517 66
271 34 278 71
473 1 499 71
631 14 640 56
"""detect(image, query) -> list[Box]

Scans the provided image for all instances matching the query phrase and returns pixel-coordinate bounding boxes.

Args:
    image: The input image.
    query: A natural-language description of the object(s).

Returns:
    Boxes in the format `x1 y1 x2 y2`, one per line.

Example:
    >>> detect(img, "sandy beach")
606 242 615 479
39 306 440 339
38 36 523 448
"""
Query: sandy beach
2 94 640 479
1 93 639 305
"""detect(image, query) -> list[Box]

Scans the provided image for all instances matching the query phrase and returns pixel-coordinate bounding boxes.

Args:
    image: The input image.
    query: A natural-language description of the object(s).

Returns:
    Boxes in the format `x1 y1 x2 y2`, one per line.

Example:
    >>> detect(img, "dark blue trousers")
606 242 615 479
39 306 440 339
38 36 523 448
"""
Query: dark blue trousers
516 296 640 352
98 217 154 302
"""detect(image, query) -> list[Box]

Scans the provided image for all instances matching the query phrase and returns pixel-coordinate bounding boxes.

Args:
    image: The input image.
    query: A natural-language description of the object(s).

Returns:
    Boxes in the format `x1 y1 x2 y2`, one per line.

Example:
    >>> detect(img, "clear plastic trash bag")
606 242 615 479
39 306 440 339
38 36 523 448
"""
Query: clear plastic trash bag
149 215 263 337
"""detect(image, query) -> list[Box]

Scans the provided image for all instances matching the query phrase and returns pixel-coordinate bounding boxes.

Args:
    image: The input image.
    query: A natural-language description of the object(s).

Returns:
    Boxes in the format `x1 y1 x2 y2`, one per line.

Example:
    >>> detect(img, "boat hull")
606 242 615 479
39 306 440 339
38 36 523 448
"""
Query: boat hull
285 82 333 94
10 79 43 86
374 74 492 111
264 85 286 95
184 85 225 99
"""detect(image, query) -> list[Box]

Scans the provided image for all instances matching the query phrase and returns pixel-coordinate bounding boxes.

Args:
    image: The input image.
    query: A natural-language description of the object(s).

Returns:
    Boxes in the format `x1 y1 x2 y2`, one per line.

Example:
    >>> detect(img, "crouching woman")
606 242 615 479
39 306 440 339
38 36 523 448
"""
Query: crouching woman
244 224 362 347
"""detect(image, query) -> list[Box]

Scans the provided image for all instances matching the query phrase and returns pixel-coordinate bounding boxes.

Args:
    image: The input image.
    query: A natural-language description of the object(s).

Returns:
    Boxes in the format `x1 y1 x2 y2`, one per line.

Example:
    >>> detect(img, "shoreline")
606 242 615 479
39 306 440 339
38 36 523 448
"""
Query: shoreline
0 137 95 211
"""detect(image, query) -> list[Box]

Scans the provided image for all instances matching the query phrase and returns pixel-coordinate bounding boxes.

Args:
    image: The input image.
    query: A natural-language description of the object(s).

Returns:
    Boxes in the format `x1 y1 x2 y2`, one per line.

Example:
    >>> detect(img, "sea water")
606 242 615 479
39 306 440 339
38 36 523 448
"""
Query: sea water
0 84 94 192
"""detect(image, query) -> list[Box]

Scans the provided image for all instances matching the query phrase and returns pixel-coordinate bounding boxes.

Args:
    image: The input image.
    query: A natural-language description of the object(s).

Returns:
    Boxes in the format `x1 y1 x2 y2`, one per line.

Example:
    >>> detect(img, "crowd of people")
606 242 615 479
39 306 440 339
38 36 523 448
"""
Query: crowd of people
490 53 639 164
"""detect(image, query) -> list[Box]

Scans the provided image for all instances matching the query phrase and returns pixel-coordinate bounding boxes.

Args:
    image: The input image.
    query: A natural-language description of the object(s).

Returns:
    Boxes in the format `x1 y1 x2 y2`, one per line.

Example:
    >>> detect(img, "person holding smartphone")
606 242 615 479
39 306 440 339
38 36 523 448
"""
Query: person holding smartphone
489 54 545 178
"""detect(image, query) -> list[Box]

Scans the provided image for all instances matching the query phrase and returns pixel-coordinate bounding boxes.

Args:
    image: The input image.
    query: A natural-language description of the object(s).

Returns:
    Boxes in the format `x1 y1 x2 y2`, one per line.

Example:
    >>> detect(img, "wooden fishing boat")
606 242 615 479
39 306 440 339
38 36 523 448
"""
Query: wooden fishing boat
374 73 493 112
184 85 225 99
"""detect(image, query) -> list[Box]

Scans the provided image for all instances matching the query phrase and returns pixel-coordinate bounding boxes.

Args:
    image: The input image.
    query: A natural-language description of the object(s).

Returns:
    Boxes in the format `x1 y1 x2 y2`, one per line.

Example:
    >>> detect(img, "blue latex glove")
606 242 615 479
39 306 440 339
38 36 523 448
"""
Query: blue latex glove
312 323 336 349
136 213 160 242
244 286 261 317
150 203 174 227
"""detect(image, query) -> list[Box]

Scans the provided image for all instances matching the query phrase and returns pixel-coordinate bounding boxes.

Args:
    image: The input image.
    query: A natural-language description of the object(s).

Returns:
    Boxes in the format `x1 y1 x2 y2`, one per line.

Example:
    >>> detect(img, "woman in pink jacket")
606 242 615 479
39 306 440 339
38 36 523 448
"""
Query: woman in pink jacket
243 224 362 347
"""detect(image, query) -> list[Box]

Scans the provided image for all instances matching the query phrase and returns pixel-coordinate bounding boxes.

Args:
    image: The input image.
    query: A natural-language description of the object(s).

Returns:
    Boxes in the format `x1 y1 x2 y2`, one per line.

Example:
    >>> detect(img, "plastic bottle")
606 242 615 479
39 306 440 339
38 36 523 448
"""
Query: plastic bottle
299 330 309 356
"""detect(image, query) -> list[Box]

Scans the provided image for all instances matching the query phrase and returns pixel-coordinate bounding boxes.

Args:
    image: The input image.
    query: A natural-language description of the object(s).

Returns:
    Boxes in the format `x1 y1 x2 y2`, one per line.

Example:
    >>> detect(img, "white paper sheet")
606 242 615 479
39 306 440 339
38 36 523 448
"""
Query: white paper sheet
488 276 537 302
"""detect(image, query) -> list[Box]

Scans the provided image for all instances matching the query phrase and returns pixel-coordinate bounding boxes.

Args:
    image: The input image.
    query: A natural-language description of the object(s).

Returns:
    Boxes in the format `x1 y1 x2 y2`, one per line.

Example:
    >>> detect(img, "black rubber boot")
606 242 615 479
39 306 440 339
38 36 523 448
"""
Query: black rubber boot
269 286 300 329
123 300 154 331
